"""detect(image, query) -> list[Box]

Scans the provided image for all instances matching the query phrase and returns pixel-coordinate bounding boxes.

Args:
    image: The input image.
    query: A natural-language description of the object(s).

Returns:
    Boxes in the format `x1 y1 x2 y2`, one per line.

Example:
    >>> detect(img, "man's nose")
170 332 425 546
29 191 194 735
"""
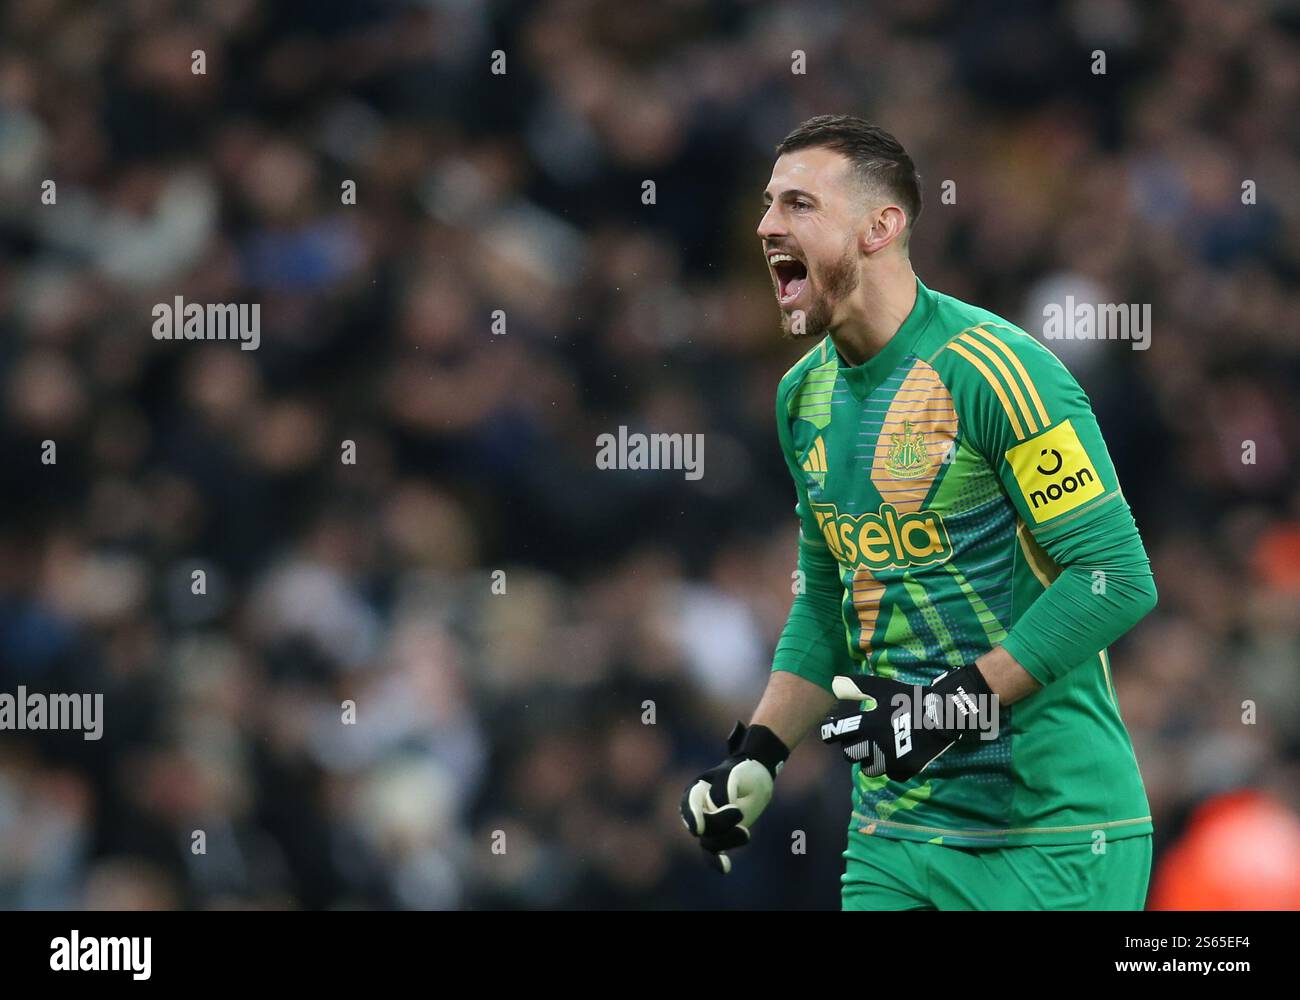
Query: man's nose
756 204 784 241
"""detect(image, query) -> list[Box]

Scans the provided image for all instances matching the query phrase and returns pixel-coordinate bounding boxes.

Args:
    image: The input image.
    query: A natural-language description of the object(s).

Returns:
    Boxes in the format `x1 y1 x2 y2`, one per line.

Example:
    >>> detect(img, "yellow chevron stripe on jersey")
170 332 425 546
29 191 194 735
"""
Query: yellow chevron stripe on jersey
782 336 829 383
945 341 1026 439
801 435 827 474
955 331 1040 436
970 325 1050 427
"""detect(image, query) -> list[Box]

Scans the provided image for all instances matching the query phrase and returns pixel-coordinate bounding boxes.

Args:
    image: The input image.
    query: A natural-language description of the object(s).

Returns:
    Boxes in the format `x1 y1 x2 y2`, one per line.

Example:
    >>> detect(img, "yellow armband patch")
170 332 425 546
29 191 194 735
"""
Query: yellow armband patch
1005 419 1103 523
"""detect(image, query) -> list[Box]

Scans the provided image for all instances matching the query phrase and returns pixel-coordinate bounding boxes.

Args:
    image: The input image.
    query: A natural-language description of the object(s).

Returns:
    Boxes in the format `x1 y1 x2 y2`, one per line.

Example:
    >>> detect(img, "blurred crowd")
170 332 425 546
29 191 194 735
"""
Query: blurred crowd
1 0 1298 910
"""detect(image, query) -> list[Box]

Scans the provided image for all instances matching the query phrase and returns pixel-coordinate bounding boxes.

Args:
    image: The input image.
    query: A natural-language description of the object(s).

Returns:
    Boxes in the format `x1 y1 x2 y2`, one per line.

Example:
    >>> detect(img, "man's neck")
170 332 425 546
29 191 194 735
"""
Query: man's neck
828 264 918 368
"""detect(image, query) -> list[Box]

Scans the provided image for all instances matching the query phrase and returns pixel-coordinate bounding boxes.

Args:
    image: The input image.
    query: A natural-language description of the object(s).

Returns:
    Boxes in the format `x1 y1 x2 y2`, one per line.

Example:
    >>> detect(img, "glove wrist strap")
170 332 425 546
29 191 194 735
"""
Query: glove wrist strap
739 723 790 777
935 663 994 741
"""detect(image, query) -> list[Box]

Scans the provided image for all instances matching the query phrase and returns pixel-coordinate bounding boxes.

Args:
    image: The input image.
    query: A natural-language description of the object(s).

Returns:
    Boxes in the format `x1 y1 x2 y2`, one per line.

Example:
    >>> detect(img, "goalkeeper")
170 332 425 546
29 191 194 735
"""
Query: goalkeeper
681 116 1158 910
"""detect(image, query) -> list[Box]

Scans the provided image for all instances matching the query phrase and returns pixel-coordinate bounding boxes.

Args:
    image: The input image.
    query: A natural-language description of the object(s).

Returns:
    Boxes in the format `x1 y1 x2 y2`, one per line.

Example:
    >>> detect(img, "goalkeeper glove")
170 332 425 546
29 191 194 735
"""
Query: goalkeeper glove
680 721 789 875
819 665 993 782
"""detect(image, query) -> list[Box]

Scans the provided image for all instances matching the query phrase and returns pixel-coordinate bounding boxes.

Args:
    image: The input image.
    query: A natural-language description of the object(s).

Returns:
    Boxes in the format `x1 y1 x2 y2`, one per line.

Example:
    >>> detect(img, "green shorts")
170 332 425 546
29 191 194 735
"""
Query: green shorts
842 831 1152 910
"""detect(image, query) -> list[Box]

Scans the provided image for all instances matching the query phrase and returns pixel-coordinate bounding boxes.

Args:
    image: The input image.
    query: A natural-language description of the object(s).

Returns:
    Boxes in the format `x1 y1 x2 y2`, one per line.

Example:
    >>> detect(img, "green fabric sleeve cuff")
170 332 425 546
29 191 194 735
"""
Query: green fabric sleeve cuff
1000 631 1054 687
772 657 838 695
772 605 844 694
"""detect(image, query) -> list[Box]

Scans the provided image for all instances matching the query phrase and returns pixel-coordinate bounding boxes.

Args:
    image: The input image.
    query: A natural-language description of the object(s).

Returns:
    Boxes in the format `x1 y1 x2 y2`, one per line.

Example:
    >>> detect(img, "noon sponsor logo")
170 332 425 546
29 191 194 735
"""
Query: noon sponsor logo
1028 453 1095 510
1005 419 1105 524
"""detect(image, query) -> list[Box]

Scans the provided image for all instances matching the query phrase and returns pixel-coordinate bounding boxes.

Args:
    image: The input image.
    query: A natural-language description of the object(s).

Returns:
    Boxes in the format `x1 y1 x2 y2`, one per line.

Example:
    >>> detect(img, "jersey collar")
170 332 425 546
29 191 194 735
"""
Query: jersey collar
834 276 936 401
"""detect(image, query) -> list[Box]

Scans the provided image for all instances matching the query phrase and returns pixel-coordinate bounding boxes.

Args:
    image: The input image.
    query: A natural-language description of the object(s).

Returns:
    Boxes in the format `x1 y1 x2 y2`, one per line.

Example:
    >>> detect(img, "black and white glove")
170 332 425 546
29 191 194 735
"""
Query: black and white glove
819 665 993 782
680 721 790 875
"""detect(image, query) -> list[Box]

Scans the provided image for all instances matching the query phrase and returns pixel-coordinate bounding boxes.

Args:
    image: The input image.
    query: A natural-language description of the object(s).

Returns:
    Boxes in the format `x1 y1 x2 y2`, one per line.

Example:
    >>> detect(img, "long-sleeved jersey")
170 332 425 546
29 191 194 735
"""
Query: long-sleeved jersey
774 278 1157 847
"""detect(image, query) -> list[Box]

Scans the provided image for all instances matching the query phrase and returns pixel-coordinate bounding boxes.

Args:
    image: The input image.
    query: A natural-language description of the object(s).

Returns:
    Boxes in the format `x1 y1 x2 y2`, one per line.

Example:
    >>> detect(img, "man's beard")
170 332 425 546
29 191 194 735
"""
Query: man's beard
781 244 859 340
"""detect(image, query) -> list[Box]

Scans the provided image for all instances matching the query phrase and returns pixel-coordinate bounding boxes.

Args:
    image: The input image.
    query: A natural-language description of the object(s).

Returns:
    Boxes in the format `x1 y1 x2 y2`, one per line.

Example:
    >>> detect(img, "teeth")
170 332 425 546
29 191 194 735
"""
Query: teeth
769 253 797 264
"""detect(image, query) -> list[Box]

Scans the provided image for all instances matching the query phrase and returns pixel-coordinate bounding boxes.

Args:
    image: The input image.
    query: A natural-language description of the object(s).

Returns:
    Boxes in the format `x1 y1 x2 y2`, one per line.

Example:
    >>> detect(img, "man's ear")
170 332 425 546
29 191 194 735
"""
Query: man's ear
860 206 907 255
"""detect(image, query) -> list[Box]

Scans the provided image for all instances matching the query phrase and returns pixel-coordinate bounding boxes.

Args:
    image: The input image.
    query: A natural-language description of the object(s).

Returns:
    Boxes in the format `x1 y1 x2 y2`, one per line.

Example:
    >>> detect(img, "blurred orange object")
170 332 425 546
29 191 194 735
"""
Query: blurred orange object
1149 790 1300 910
1251 524 1300 592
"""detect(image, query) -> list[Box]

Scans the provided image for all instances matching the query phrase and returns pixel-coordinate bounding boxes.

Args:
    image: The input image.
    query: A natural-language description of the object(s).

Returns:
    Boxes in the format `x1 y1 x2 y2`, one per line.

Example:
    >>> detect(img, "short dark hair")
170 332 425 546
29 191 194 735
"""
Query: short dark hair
775 115 922 235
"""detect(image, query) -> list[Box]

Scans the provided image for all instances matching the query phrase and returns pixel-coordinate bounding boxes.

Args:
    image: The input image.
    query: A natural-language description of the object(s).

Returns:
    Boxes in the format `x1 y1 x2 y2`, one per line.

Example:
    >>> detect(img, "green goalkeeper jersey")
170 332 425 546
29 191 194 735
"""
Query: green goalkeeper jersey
773 278 1157 847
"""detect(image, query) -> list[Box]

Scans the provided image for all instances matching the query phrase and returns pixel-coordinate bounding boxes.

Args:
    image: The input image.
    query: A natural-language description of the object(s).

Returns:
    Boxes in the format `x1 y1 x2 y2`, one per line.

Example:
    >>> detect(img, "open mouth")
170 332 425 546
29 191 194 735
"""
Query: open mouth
769 252 808 307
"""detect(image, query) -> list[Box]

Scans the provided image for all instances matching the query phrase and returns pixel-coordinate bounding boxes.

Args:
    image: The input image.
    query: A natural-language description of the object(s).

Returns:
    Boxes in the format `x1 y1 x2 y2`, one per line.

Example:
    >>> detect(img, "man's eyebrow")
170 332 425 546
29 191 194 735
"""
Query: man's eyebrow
762 188 818 204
